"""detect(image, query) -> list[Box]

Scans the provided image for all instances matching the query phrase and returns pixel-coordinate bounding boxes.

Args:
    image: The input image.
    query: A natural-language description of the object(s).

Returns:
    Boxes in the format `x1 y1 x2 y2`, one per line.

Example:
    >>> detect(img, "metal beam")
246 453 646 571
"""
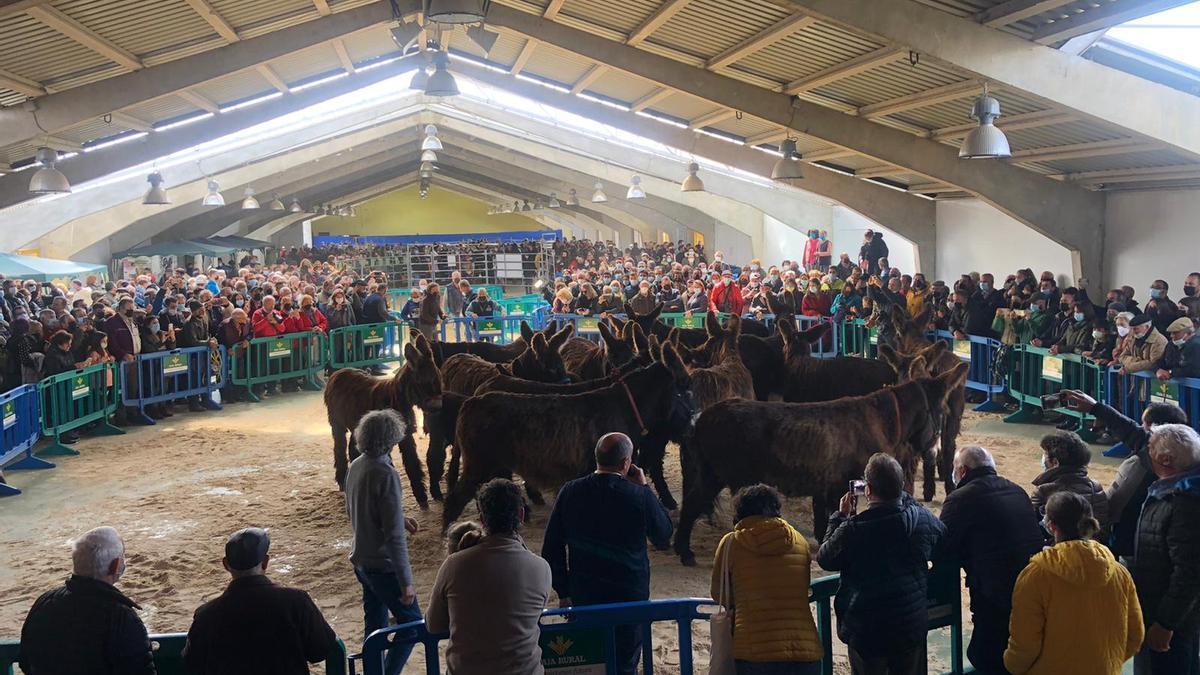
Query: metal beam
929 109 1075 141
688 108 738 129
975 0 1074 28
182 0 240 42
176 89 221 113
855 166 908 179
626 0 693 46
255 63 291 93
745 129 788 146
630 88 673 112
35 136 82 152
1057 165 1200 185
803 148 857 161
333 39 357 72
107 111 154 132
509 38 538 74
25 5 144 71
1031 0 1194 44
570 64 608 94
313 0 332 16
0 67 45 97
543 0 567 19
705 13 816 70
0 1 394 148
857 80 983 119
781 0 1200 162
781 47 903 94
1010 139 1159 163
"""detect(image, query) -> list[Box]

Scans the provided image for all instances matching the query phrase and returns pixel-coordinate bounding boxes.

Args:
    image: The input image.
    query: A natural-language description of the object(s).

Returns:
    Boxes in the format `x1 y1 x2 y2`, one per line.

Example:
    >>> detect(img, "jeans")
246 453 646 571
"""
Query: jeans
1134 627 1200 675
354 567 423 675
848 645 925 675
614 624 641 675
735 660 821 675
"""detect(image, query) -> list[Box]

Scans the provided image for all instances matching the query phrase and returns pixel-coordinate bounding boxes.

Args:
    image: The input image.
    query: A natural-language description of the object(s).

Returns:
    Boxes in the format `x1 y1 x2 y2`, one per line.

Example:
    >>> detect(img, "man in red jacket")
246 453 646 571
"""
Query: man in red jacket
251 296 284 338
710 270 745 315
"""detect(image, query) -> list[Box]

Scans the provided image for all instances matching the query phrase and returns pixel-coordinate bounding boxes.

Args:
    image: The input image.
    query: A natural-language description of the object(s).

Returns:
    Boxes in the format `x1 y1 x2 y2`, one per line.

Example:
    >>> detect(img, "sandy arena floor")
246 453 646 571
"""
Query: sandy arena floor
0 388 1124 674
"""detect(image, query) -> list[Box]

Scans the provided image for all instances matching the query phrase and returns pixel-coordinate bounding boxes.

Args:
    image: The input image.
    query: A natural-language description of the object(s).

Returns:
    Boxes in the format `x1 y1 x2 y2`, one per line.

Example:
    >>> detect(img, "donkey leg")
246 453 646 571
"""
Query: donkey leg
922 447 937 502
332 428 349 490
674 469 722 567
399 433 429 509
426 433 446 502
525 482 545 506
442 462 487 532
447 446 461 493
941 395 966 496
644 436 677 512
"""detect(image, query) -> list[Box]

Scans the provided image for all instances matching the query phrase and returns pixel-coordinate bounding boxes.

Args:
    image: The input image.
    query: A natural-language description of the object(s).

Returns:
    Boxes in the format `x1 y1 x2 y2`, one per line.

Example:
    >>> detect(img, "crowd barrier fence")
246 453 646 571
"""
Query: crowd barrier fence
38 361 124 456
0 634 347 675
797 315 839 359
328 323 405 370
121 346 225 424
546 313 606 340
1003 345 1105 440
0 385 51 497
1104 369 1200 457
839 319 878 359
932 331 1006 413
439 316 528 345
229 331 325 402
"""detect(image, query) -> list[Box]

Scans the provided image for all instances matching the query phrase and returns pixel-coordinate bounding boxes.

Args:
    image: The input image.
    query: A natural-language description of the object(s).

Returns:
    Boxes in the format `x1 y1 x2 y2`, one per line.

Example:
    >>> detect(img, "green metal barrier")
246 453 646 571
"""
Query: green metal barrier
0 634 347 675
38 361 124 456
839 319 878 358
229 331 326 401
1003 344 1105 440
327 322 405 370
497 297 546 316
476 284 503 301
659 312 727 330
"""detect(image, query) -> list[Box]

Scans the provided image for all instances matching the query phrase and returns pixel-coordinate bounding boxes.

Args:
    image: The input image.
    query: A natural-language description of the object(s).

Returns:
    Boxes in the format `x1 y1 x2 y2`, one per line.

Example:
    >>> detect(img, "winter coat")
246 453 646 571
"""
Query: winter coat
800 290 832 317
709 282 745 315
40 346 78 379
628 292 658 316
445 284 466 317
657 288 684 313
1133 465 1200 633
1030 465 1109 530
19 575 156 675
250 309 284 338
1119 328 1168 373
282 308 326 334
710 517 822 663
940 467 1044 614
685 290 709 313
218 319 250 349
596 295 624 314
1003 539 1142 675
830 291 861 319
1054 318 1092 355
177 317 210 348
905 288 930 317
1095 403 1154 558
816 494 946 656
323 303 355 331
418 293 444 327
360 293 389 325
398 300 419 323
1159 333 1200 379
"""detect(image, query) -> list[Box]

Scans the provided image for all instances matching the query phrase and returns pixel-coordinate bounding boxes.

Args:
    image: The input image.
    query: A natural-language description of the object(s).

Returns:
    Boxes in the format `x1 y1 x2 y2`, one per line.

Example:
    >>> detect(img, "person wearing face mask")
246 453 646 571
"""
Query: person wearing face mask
1045 288 1078 348
1146 280 1183 335
1037 276 1061 311
1029 431 1109 535
1110 313 1136 363
685 281 709 314
1117 314 1168 376
802 230 820 271
710 270 745 316
20 527 154 675
905 275 930 317
1180 272 1200 322
657 278 683 313
1049 303 1092 357
134 312 175 420
1155 317 1200 381
102 299 141 425
830 283 862 323
835 254 856 282
1080 318 1116 366
159 297 185 333
800 278 832 318
325 289 358 331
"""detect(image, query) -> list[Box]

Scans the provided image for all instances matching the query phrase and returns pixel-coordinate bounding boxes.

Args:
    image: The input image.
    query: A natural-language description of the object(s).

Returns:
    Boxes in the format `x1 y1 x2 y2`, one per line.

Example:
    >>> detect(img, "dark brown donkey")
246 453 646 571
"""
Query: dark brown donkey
324 333 444 507
422 321 537 367
674 362 968 566
440 324 574 396
560 319 644 381
441 343 697 530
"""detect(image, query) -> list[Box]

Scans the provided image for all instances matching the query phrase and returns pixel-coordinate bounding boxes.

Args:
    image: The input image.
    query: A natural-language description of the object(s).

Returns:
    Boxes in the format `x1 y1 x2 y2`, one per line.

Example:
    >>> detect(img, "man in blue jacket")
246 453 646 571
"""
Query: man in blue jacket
542 433 672 675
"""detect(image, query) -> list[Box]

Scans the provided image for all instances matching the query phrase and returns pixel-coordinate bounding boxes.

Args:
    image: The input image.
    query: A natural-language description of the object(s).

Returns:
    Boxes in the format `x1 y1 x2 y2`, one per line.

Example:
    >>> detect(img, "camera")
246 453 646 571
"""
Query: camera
1041 392 1064 410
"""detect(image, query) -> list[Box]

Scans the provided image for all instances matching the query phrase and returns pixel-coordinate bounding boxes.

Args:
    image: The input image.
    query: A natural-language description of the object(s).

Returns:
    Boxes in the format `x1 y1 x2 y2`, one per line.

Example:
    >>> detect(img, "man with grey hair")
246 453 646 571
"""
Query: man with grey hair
938 446 1043 675
20 526 155 674
542 432 672 675
1133 423 1200 674
344 409 421 675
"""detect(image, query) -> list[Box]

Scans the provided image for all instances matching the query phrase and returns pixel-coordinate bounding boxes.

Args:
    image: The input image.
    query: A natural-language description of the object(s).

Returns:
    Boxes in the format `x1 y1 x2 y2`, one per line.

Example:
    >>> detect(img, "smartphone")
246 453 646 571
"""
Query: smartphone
1041 392 1064 410
850 479 866 496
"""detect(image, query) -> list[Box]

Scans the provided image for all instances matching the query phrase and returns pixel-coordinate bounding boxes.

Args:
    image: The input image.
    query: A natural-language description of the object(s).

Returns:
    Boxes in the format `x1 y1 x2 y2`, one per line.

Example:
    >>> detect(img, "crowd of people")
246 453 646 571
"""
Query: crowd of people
8 232 1200 675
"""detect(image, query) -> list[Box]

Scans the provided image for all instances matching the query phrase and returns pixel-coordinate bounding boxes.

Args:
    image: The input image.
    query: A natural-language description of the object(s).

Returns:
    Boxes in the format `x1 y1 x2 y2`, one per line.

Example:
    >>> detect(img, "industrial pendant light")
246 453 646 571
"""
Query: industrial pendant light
771 139 804 183
289 198 303 213
28 147 71 194
421 149 438 162
422 124 443 151
424 52 459 97
591 182 608 203
680 162 705 192
626 175 645 200
241 188 260 210
426 0 490 24
548 192 561 208
521 199 532 212
566 188 580 206
267 194 285 211
420 161 437 173
466 24 499 54
410 55 432 91
511 200 520 213
202 179 225 206
959 84 1011 159
142 171 170 205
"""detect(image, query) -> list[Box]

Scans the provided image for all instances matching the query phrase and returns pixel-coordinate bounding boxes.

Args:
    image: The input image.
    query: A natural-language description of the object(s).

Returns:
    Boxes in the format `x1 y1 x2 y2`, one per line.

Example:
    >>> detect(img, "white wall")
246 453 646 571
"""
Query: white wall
936 199 1073 285
1106 189 1200 296
713 221 755 266
832 206 917 275
763 213 819 265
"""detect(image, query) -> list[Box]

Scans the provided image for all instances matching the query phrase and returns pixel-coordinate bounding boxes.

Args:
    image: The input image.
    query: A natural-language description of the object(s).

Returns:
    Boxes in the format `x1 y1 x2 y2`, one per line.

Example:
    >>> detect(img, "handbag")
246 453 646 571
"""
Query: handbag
708 542 737 675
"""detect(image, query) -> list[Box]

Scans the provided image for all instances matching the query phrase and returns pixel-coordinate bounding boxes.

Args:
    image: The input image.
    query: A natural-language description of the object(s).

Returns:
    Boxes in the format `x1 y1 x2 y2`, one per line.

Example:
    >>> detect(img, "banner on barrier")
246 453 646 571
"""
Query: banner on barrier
679 314 700 330
71 376 89 400
162 354 188 376
577 317 600 334
953 341 971 361
1153 381 1180 404
362 328 384 345
268 340 290 359
1042 355 1063 382
540 629 605 674
2 401 14 429
476 320 502 337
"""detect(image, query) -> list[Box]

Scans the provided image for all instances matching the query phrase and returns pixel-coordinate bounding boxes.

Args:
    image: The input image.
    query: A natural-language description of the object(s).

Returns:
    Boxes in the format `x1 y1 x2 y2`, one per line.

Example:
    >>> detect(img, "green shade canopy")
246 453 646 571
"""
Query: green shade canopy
114 239 237 258
0 252 108 283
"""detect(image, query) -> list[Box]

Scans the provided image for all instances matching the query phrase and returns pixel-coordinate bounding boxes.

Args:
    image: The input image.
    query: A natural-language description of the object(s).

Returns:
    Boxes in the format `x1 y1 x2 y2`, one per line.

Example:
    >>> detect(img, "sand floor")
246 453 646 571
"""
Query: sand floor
0 388 1124 674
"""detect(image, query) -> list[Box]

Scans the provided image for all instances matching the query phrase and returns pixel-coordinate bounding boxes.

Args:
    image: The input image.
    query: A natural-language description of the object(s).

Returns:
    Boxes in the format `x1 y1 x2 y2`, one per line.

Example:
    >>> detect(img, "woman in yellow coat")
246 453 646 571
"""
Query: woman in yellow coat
710 484 822 674
1004 492 1143 675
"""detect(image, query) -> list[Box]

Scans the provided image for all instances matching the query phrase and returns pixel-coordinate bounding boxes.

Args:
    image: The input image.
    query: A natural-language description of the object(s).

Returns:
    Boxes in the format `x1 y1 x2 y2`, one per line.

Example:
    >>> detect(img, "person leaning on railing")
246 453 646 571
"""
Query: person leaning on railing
1155 317 1200 381
1115 314 1168 376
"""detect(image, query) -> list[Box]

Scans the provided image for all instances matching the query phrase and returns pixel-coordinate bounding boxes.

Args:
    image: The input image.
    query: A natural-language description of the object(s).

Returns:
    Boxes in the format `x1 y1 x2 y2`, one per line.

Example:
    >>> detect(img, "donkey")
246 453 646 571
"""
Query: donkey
440 324 574 396
423 391 467 502
442 343 697 530
560 319 644 381
421 321 537 367
674 362 968 565
324 332 443 507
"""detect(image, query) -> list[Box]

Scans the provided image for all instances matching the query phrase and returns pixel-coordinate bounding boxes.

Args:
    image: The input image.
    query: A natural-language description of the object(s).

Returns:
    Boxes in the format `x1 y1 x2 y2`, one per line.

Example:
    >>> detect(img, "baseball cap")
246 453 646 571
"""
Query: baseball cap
225 527 270 571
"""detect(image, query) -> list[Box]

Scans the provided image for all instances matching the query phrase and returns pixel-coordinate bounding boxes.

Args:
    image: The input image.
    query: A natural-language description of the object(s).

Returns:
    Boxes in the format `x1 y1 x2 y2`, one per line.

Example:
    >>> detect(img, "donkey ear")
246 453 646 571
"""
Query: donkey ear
890 305 908 330
519 320 534 342
913 306 933 332
705 310 721 337
777 317 794 346
608 315 627 332
765 291 786 316
404 342 421 363
531 332 548 357
661 342 690 383
549 324 574 351
598 319 616 345
623 300 637 317
647 334 662 361
725 313 742 338
906 355 928 382
408 327 422 342
417 333 434 358
798 322 829 344
631 323 648 354
878 343 899 370
931 361 969 403
924 339 949 360
667 327 680 346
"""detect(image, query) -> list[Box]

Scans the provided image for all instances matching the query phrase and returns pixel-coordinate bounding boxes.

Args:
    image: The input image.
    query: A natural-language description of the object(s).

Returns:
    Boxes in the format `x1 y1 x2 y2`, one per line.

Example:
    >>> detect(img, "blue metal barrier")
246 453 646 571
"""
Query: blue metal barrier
121 346 226 424
0 385 51 497
1104 369 1200 457
934 331 1006 412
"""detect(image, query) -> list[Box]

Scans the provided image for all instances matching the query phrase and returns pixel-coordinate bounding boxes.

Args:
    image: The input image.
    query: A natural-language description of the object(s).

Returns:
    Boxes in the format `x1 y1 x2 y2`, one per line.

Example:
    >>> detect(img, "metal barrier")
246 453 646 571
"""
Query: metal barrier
438 316 529 344
0 633 347 675
1003 345 1105 439
121 347 225 424
328 322 405 369
229 331 326 402
659 312 724 330
1104 369 1200 457
840 318 878 358
933 331 1007 413
38 361 124 456
0 385 51 497
497 297 547 317
797 316 839 359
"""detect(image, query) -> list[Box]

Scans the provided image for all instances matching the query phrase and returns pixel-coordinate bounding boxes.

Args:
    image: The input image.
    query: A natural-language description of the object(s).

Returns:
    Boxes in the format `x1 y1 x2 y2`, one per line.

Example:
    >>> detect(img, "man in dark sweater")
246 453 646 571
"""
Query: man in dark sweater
183 528 338 675
542 433 673 675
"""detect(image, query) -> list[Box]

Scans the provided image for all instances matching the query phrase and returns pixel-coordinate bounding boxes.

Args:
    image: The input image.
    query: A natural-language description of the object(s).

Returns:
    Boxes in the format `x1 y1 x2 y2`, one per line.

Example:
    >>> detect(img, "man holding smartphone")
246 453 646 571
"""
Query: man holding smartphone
542 433 673 675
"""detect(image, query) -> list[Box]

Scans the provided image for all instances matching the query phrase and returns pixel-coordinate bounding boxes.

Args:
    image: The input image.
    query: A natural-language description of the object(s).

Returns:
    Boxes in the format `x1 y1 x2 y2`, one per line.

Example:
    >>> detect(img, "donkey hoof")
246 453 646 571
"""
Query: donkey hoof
679 552 697 567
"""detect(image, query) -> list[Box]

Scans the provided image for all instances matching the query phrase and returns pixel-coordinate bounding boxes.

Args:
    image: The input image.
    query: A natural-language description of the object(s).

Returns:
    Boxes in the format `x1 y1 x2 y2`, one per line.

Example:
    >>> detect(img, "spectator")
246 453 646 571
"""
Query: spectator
1003 492 1142 675
349 279 368 322
1156 317 1200 380
418 283 444 343
658 278 683 313
20 526 155 675
596 286 624 314
1132 424 1200 674
324 289 356 330
710 270 745 315
542 433 672 675
1082 317 1117 365
251 296 285 339
361 283 390 325
1031 431 1109 531
427 479 551 675
940 446 1044 675
571 283 598 316
397 289 421 324
1048 301 1092 356
1180 272 1200 323
1145 279 1182 335
816 453 946 675
177 300 216 413
710 484 822 673
551 287 573 314
445 271 467 317
1117 314 1168 375
345 409 421 675
39 330 79 379
104 297 143 423
465 288 497 318
628 280 658 315
183 528 338 675
684 279 709 313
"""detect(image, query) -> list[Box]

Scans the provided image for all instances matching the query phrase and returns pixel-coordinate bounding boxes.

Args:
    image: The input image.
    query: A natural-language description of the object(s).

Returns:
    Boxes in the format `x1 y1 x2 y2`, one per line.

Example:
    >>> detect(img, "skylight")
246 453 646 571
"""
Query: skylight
1107 2 1200 70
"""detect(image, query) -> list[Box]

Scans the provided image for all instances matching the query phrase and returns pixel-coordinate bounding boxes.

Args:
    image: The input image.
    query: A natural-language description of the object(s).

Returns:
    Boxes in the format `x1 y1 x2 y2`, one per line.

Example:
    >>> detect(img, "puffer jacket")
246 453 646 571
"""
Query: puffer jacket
816 495 946 656
1030 465 1109 530
1132 465 1200 632
710 517 822 663
1119 328 1168 373
1096 403 1154 558
1004 539 1142 675
1054 318 1092 354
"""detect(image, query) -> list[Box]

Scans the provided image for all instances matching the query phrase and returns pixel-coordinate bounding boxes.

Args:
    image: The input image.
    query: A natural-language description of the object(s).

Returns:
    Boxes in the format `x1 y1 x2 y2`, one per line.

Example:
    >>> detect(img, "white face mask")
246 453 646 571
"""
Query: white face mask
1174 338 1189 347
1117 325 1131 337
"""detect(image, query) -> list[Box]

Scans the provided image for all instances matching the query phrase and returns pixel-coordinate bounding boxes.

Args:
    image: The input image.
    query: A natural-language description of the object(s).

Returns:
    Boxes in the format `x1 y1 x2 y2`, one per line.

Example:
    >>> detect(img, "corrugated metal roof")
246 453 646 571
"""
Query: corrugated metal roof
125 95 202 126
193 68 275 107
560 0 662 36
522 43 596 86
269 43 342 83
55 0 213 61
585 70 660 104
736 21 882 84
209 0 319 40
815 60 967 110
0 12 113 84
652 0 794 62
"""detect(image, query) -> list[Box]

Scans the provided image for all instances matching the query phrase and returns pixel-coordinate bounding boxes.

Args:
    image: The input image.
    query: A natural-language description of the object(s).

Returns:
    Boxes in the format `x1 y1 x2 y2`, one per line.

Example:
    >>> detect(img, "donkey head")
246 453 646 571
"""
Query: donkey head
653 341 697 439
623 300 665 336
893 305 935 352
878 340 947 383
401 332 443 411
777 319 831 362
904 362 969 458
513 324 574 383
518 320 535 345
